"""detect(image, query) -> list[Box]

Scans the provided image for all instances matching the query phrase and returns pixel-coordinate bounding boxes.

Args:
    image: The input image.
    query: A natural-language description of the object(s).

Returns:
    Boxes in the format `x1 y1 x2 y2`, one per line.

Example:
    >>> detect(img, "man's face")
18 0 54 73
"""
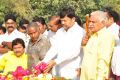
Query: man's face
27 27 40 42
5 19 16 33
36 22 46 34
89 15 103 33
60 16 75 31
48 20 59 32
13 43 24 57
104 12 113 27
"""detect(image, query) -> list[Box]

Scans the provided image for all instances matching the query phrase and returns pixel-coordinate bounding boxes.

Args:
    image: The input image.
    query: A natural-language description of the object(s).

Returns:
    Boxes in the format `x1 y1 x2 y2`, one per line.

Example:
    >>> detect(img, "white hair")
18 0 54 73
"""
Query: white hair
91 10 108 22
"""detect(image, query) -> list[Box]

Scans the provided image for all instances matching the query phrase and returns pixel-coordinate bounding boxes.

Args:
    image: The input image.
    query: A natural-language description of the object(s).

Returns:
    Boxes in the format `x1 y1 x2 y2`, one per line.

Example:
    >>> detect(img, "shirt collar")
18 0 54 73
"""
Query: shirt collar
91 27 106 37
107 23 119 30
5 29 17 35
10 51 26 58
97 27 106 35
64 22 78 32
29 34 43 45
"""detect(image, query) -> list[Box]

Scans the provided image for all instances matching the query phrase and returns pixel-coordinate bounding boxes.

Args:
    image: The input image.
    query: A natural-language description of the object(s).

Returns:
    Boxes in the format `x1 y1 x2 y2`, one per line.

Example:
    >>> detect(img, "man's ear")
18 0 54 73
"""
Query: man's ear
44 24 47 29
101 20 106 25
110 17 114 23
72 17 76 22
14 22 17 28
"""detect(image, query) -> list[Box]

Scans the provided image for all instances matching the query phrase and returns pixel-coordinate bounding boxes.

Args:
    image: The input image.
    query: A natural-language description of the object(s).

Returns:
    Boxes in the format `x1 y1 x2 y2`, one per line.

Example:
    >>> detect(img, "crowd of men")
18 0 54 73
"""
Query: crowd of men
0 6 120 80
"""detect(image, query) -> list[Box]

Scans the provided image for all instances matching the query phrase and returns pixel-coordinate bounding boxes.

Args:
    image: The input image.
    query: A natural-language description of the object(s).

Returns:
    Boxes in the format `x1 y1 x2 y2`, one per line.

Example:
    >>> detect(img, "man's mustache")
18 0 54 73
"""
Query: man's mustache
8 26 14 28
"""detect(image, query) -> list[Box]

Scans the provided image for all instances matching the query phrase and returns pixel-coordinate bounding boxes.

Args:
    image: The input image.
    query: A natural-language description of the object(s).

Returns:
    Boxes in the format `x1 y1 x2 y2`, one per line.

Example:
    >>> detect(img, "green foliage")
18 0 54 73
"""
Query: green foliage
0 0 32 22
0 0 6 22
0 0 120 23
10 0 33 20
29 0 120 22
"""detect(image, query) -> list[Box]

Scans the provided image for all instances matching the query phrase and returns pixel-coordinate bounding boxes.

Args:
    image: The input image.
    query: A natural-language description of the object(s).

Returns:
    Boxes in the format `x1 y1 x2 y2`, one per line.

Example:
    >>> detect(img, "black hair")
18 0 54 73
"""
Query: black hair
75 16 81 26
0 22 3 26
4 14 16 22
32 16 39 22
59 7 75 18
55 19 61 25
32 16 46 25
12 38 25 49
102 7 119 22
18 26 26 30
19 19 29 27
0 26 6 33
48 15 61 25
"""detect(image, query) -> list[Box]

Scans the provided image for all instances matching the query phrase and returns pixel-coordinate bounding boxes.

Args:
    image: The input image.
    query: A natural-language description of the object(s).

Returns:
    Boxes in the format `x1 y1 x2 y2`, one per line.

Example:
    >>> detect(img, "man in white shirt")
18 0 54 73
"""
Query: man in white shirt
0 14 26 55
104 8 120 44
103 7 120 78
47 15 62 45
42 7 84 80
18 18 30 51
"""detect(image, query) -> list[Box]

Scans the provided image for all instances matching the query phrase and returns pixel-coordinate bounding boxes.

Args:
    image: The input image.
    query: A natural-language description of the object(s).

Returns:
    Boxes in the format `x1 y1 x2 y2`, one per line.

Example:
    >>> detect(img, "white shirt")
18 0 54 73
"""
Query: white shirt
107 23 119 45
24 33 30 52
0 35 6 58
0 35 5 45
47 30 56 46
43 30 49 38
111 42 120 76
3 29 26 42
108 23 120 75
43 22 85 79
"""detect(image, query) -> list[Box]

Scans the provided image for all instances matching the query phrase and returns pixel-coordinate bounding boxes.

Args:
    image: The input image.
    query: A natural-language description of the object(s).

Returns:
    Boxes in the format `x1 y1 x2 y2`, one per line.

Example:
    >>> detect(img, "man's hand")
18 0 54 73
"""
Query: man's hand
36 61 42 66
81 35 89 46
2 41 7 46
0 47 9 53
43 60 56 73
2 41 12 49
76 68 81 77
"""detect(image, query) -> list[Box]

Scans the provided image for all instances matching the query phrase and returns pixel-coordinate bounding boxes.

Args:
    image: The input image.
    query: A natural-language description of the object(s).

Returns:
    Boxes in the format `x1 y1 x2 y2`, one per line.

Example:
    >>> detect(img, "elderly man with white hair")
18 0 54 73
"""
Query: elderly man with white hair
80 11 115 80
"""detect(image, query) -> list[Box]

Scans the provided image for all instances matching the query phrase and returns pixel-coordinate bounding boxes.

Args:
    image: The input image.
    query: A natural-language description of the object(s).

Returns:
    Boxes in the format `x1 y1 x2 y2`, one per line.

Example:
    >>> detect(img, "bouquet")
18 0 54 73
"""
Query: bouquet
33 62 47 75
0 62 68 80
0 74 6 80
32 62 52 80
12 66 32 80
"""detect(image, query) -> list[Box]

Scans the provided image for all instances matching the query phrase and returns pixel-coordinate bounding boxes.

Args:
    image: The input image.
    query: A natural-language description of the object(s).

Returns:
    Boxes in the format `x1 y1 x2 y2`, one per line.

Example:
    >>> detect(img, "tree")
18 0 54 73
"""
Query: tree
29 0 120 22
0 0 32 22
0 0 120 23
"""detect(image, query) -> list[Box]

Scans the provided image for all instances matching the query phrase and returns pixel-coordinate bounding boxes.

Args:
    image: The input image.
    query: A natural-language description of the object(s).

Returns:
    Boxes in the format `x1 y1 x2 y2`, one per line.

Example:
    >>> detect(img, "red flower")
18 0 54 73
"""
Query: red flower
0 75 6 80
12 66 32 80
33 62 47 75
